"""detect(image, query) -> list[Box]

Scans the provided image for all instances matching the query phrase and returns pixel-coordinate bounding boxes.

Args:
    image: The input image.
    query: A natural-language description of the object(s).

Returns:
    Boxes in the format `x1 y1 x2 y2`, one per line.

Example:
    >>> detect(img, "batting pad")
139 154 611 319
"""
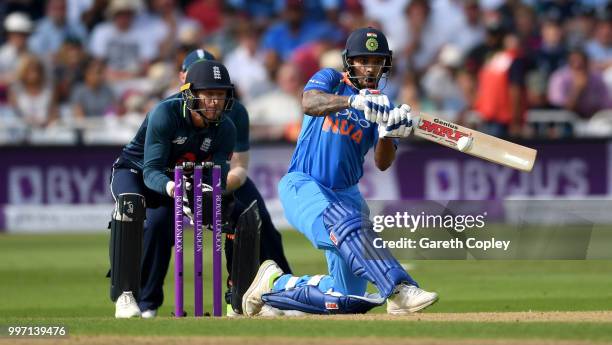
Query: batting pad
323 202 418 298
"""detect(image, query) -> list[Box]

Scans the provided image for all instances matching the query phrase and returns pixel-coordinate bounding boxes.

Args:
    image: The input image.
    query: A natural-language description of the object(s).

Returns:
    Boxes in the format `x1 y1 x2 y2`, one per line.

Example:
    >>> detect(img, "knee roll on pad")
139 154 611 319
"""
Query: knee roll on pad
323 202 417 298
261 286 384 314
113 193 146 222
110 193 146 302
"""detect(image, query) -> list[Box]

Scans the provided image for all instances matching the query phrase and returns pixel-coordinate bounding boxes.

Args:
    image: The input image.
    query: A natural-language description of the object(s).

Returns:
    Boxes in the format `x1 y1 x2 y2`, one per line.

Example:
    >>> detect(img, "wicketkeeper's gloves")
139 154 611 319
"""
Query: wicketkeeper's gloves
182 175 236 233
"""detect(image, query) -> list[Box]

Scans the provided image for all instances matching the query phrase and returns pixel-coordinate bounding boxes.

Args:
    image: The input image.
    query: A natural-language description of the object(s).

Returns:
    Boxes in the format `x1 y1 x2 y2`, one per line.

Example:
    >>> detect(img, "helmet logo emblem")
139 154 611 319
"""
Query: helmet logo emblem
365 38 378 51
213 66 221 80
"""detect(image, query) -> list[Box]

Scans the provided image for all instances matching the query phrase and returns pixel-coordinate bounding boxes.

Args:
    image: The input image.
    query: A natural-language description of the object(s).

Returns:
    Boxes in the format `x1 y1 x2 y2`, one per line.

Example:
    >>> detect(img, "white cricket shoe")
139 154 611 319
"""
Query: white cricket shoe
386 283 438 314
141 309 157 319
115 292 141 318
242 260 283 316
227 303 283 317
257 304 284 317
226 305 241 318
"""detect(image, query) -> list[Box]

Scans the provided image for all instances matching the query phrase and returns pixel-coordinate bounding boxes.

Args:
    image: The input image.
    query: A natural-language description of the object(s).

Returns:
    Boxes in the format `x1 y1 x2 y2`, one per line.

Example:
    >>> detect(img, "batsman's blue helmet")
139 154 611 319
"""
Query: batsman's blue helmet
342 27 392 74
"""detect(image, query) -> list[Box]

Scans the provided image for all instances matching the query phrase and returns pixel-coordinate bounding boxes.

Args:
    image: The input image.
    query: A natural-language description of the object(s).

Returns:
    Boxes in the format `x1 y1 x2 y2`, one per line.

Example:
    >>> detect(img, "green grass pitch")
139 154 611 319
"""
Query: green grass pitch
0 229 611 342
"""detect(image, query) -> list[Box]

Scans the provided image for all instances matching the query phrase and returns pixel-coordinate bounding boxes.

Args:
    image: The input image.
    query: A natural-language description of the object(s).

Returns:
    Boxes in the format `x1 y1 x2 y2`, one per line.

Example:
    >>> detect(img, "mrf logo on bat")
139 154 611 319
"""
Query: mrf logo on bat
417 117 470 146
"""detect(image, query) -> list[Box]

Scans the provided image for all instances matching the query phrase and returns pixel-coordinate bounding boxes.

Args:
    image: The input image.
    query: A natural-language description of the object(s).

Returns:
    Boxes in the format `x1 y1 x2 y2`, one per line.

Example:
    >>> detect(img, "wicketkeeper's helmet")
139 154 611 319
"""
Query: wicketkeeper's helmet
180 60 235 122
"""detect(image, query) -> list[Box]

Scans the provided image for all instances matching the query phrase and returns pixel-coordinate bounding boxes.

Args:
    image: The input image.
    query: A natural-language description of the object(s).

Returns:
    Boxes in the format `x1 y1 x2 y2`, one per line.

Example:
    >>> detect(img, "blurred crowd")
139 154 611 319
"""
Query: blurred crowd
0 0 611 145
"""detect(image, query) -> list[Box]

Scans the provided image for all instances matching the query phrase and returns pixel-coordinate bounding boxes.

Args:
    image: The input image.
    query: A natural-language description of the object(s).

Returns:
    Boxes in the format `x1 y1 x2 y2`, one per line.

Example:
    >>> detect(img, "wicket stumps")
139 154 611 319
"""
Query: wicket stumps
174 162 223 317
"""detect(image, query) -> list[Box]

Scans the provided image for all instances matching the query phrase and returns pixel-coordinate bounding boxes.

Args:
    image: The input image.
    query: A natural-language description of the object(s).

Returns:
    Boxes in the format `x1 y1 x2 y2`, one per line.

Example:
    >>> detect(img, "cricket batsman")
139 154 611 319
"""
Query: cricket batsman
108 59 237 318
242 27 439 316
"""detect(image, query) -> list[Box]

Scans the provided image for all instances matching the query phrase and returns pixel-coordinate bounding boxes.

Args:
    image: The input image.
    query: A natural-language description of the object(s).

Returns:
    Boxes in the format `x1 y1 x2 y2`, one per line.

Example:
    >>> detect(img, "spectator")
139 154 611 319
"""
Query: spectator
465 21 506 74
246 62 303 142
227 0 280 25
142 61 174 107
513 3 540 54
89 0 156 81
0 1 45 22
224 23 272 102
319 48 343 71
66 0 94 28
283 0 342 24
161 44 194 98
8 54 58 128
565 6 598 48
52 37 87 104
585 17 612 71
290 40 335 86
396 70 434 115
360 0 409 52
186 0 223 34
0 12 33 102
260 0 342 71
526 16 567 108
450 0 486 56
70 59 116 119
337 1 368 33
421 45 468 122
474 32 528 137
538 0 581 24
548 48 611 118
138 0 201 60
80 0 111 32
401 0 447 74
28 0 87 59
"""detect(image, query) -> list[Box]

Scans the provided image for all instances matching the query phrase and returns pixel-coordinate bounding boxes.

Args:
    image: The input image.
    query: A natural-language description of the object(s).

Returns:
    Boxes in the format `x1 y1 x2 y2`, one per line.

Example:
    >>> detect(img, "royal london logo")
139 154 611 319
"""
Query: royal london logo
172 136 187 145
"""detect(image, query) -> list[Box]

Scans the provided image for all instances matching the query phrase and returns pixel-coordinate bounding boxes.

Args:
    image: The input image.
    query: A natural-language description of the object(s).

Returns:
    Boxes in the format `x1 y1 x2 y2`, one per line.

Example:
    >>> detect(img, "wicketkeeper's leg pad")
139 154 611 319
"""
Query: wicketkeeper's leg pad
230 200 262 314
262 285 384 314
109 193 145 302
323 202 417 298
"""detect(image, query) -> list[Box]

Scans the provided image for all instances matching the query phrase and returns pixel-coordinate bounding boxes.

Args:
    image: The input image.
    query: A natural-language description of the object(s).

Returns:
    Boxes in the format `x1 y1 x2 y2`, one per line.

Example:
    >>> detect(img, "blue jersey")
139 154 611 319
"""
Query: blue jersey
288 68 381 189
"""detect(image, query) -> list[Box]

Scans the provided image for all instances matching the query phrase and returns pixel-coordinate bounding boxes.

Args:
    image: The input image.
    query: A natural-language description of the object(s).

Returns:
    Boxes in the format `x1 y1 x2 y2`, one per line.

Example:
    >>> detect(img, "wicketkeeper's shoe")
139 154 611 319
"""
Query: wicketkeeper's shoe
141 309 157 319
242 260 283 317
115 291 141 318
386 283 438 314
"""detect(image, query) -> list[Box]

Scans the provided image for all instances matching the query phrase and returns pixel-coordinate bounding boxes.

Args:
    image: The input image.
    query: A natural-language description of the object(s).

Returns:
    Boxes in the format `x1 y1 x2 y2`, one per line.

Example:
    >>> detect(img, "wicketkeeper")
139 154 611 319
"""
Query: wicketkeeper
108 60 238 318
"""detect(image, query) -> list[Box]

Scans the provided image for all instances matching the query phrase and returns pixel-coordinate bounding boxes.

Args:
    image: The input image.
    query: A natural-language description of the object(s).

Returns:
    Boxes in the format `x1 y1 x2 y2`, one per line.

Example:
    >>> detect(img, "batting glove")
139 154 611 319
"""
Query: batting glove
348 89 390 123
378 104 413 139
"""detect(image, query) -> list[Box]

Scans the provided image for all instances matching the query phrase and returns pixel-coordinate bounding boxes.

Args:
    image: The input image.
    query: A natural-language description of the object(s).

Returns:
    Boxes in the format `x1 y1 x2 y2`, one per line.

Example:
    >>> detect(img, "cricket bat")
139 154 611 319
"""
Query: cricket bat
412 113 537 172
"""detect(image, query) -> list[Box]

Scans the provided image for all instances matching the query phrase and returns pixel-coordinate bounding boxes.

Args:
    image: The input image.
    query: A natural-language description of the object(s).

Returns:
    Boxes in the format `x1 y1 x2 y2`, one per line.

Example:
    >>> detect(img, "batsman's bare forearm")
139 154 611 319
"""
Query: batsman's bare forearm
375 138 396 171
302 90 350 116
